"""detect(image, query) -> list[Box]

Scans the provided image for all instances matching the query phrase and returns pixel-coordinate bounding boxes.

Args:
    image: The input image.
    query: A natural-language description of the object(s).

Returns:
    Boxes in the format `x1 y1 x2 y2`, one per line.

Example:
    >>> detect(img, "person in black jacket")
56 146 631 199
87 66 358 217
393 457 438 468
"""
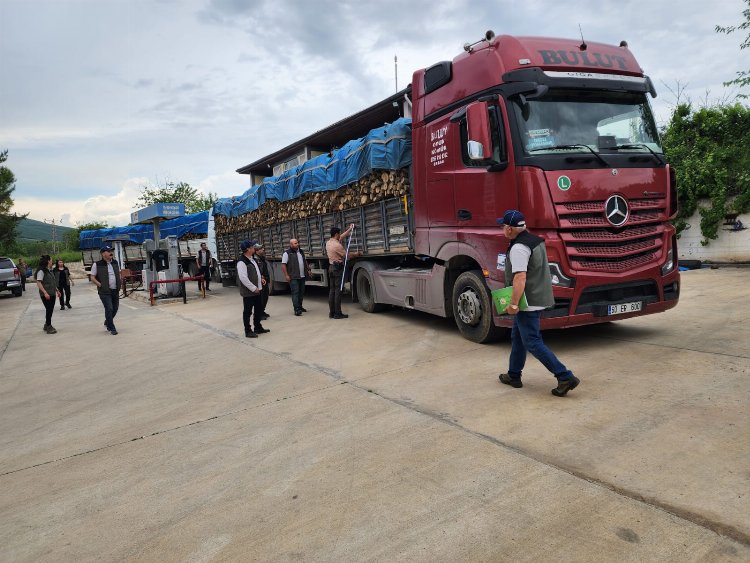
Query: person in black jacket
254 243 270 320
55 259 74 310
35 255 60 334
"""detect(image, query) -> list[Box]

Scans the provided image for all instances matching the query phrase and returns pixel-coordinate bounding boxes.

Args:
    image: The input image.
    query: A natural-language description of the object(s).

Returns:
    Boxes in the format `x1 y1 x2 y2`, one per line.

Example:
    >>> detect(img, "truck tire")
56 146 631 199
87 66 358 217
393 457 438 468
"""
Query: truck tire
452 270 502 343
356 269 383 313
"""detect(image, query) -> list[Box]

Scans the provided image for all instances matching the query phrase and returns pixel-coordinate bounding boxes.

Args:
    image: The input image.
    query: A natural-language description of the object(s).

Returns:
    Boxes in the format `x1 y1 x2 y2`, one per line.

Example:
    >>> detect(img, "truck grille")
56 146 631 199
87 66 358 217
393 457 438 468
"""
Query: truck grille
558 198 666 273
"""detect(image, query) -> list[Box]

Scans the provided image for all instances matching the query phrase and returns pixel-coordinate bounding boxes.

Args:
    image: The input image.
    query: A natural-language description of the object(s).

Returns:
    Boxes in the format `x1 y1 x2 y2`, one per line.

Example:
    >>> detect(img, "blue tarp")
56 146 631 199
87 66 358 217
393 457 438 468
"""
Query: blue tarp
215 117 412 218
79 211 210 249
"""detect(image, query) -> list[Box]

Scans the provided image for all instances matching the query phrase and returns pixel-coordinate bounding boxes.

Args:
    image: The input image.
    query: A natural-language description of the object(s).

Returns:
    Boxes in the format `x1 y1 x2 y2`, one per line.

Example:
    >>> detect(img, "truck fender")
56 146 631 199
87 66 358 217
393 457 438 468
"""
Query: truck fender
350 261 387 304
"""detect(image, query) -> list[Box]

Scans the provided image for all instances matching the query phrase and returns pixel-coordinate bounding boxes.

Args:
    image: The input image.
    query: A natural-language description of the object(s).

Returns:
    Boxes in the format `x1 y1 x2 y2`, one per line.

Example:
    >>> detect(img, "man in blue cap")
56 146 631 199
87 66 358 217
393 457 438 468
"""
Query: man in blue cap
496 210 580 396
90 245 121 335
236 240 269 338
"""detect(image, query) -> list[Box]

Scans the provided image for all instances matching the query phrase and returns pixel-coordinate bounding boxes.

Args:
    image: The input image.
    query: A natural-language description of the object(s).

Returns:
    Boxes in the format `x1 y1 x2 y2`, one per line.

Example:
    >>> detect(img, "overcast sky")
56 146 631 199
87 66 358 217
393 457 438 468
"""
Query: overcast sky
1 0 747 227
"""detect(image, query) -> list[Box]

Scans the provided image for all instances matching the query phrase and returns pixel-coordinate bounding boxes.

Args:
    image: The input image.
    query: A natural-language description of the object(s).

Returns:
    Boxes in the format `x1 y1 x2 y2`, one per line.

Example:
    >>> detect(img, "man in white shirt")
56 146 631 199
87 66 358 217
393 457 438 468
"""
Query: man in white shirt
236 240 269 338
90 245 121 335
281 238 311 316
496 210 579 397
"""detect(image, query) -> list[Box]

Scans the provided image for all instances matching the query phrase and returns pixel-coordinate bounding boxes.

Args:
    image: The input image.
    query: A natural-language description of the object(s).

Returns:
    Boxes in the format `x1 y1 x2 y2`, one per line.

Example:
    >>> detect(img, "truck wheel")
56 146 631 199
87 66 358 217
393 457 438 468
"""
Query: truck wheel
356 269 383 313
452 270 502 343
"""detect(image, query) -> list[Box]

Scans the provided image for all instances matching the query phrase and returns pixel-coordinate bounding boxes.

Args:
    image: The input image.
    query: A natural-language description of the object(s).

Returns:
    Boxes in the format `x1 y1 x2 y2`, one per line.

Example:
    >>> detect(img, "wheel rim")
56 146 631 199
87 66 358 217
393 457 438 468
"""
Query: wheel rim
456 287 482 326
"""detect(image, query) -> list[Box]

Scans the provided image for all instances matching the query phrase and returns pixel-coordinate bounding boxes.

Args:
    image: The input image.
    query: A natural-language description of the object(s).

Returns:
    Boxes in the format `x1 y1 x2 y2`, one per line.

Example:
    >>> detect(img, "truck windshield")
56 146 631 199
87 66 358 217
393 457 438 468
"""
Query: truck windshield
511 89 662 156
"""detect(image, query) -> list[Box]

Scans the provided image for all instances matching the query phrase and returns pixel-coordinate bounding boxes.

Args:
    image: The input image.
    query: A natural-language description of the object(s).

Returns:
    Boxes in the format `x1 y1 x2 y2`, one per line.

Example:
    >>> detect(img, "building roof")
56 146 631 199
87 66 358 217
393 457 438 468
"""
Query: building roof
236 86 412 177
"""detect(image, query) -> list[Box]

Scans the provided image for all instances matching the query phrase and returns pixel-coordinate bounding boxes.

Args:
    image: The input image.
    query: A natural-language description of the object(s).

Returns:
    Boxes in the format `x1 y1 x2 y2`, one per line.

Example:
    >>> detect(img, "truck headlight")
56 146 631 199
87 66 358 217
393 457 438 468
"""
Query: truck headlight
661 247 675 275
549 262 573 287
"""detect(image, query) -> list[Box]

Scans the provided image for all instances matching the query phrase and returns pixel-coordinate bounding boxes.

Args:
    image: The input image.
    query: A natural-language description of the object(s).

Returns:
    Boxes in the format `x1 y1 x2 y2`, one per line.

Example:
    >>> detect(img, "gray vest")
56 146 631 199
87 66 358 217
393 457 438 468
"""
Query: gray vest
37 267 58 296
95 259 121 295
505 231 555 309
237 255 261 297
284 248 307 279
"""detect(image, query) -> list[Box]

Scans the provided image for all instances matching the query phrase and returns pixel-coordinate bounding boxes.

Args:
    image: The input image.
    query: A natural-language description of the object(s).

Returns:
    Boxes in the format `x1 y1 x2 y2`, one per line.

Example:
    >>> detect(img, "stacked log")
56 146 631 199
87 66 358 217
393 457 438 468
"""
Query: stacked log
215 169 409 236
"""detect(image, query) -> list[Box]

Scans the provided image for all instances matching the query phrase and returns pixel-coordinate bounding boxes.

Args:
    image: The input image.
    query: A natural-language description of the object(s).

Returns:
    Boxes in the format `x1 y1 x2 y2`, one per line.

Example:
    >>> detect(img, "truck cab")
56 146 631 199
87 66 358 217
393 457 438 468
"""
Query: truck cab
409 34 679 340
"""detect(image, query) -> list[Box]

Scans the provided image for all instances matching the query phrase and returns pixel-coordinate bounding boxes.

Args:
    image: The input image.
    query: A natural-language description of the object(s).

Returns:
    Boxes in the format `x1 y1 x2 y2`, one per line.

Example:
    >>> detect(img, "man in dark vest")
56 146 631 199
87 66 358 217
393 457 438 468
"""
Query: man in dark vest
90 245 121 335
236 240 269 338
254 243 270 320
281 238 311 316
196 242 212 292
496 210 580 397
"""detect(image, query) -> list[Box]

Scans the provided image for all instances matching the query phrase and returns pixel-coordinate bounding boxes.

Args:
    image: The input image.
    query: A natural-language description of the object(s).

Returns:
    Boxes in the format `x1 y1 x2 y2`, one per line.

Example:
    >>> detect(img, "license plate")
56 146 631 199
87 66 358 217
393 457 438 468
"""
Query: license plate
608 301 642 315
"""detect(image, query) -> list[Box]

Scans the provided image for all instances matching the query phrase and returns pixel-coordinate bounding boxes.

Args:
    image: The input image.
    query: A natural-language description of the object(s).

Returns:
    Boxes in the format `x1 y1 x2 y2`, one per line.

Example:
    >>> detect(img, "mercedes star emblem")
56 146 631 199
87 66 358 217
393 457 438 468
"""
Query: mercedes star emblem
605 195 629 226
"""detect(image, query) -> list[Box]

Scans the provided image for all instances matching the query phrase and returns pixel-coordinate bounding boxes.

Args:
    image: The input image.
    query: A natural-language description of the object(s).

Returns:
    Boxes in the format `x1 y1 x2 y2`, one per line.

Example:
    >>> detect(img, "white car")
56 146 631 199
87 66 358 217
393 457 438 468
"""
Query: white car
0 257 23 297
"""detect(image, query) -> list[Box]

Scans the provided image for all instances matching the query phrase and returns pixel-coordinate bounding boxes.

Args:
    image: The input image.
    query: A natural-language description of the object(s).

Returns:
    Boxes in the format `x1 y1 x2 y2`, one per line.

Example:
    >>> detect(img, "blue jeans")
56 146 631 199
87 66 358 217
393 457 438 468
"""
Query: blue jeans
289 278 305 312
99 289 120 331
508 310 574 381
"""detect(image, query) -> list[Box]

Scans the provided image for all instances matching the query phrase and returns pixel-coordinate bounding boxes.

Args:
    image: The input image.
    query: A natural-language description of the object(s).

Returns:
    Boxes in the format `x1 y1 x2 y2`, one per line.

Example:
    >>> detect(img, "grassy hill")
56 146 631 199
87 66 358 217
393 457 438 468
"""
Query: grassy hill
16 217 76 242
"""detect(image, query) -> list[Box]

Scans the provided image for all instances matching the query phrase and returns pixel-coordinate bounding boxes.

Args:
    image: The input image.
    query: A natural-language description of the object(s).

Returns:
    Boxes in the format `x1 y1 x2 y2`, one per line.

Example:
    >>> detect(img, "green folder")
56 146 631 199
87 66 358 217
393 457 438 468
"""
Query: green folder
491 286 528 314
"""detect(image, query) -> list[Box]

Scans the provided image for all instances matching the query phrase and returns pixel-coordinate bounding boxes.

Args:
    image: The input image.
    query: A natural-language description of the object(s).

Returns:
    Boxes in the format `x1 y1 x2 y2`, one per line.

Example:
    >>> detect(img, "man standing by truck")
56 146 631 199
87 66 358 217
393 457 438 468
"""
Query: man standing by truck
496 210 580 397
281 238 311 316
236 240 269 338
326 224 358 319
254 243 270 320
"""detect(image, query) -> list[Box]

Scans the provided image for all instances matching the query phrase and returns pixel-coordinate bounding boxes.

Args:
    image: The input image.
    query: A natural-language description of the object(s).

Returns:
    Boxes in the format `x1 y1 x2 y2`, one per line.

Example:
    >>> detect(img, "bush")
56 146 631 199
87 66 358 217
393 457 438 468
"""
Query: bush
662 103 750 244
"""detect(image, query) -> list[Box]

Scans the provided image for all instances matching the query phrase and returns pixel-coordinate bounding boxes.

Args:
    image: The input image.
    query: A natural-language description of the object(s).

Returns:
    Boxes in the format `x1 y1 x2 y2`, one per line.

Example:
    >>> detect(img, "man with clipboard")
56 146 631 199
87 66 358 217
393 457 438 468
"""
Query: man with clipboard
496 210 580 397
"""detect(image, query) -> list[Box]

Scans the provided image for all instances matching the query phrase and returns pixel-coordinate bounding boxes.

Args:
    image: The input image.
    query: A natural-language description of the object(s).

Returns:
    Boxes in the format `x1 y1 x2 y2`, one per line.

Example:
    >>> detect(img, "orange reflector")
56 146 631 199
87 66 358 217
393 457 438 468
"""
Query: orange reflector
482 269 490 278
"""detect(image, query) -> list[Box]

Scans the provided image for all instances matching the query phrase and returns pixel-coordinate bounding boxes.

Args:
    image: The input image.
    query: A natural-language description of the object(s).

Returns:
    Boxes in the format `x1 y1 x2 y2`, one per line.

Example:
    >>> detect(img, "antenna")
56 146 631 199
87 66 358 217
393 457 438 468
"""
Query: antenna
394 54 398 92
578 24 587 51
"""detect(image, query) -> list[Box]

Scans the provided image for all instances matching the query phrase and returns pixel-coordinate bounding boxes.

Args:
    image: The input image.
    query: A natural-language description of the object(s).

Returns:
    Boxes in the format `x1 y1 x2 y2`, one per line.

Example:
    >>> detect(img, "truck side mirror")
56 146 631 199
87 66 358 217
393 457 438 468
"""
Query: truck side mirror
466 101 491 160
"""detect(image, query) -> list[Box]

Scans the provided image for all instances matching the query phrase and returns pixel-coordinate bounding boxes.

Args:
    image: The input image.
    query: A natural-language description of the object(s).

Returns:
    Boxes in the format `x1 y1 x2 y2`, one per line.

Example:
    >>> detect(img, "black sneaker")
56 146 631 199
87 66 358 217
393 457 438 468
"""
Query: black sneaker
245 331 258 338
110 329 118 336
499 373 523 388
261 313 270 320
551 375 580 397
255 327 270 334
60 306 65 311
329 313 335 319
67 304 72 309
294 310 302 316
332 313 349 319
300 307 307 313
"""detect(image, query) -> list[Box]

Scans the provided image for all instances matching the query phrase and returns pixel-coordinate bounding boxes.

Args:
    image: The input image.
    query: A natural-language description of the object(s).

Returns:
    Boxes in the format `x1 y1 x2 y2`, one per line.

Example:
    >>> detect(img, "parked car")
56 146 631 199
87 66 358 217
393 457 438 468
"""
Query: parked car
0 257 23 297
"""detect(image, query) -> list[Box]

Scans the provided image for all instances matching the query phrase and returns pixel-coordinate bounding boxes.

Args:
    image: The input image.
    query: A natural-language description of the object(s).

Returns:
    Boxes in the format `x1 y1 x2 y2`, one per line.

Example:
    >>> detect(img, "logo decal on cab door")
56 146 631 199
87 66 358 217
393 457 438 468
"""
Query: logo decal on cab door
557 175 571 191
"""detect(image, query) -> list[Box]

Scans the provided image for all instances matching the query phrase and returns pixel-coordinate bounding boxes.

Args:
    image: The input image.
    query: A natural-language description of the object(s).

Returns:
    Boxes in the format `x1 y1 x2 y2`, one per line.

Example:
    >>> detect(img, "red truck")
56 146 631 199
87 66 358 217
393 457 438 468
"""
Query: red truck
220 32 679 342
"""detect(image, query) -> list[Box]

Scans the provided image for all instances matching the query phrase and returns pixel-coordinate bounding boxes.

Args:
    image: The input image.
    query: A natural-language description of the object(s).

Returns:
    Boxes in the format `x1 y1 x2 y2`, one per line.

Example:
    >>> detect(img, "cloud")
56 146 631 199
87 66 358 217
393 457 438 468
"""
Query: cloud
13 178 146 227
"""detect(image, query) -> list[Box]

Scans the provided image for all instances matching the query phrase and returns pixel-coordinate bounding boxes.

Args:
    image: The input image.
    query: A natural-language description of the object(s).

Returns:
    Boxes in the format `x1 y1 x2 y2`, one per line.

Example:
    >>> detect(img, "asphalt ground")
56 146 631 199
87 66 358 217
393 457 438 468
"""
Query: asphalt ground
0 268 748 562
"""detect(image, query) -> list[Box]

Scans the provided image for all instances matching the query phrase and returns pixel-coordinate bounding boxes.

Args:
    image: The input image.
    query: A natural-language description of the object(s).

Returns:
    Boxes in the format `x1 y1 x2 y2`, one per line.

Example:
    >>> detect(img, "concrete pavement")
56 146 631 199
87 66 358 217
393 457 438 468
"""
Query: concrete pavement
0 269 748 561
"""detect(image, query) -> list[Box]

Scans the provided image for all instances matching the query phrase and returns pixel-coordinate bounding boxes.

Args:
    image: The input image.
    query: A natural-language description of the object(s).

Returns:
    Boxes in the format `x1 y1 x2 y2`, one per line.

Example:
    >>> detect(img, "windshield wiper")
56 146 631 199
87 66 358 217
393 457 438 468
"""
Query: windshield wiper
529 144 609 167
615 143 665 165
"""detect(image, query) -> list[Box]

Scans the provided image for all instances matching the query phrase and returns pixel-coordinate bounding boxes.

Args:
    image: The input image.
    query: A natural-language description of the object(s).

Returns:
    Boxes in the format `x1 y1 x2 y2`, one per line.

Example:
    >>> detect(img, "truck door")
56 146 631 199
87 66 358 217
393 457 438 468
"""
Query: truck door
453 99 517 228
424 115 456 229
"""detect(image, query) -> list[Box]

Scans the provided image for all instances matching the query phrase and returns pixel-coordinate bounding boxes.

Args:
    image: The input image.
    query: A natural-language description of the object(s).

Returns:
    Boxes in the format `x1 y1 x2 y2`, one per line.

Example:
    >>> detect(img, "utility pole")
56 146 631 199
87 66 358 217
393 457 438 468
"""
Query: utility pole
44 218 59 255
394 54 398 92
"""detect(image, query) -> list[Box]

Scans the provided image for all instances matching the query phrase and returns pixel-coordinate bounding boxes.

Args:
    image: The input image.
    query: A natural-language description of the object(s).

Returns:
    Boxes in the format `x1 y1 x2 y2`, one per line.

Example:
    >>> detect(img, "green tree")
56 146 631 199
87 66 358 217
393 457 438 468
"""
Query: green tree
0 150 27 249
716 0 750 93
135 180 217 214
662 103 750 244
